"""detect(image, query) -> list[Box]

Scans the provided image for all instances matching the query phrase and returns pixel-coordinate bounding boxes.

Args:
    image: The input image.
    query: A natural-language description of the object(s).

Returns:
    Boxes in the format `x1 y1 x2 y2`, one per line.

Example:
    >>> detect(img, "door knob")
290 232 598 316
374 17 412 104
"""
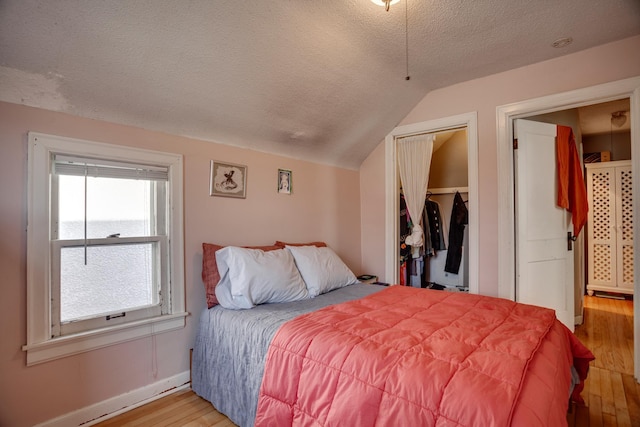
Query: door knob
568 232 577 251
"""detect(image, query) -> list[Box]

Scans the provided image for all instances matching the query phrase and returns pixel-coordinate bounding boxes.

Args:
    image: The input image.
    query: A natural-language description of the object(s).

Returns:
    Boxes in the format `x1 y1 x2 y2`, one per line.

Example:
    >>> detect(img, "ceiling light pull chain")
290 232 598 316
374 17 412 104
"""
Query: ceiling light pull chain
372 0 410 80
84 165 88 265
405 0 410 80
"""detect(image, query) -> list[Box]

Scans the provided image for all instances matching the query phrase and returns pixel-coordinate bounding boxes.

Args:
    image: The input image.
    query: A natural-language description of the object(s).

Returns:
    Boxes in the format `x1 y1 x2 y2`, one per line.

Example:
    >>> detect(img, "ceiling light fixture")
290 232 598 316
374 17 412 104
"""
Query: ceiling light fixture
611 111 627 128
371 0 400 12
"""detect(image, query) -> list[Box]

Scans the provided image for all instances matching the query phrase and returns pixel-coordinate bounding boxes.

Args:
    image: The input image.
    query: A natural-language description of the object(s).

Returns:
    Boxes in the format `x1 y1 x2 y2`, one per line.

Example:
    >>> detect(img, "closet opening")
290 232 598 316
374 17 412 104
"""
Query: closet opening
399 128 470 291
384 112 479 295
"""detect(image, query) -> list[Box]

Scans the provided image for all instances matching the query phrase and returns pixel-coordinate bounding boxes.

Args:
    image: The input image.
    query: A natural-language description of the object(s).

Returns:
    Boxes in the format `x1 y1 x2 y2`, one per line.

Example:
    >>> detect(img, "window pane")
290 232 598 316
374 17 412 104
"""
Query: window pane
60 243 158 322
58 175 164 239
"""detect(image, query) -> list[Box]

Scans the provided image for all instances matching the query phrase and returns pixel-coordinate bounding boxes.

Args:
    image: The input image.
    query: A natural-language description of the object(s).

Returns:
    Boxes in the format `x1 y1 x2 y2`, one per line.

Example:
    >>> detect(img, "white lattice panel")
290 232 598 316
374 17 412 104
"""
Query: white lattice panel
593 244 612 283
618 165 634 289
586 161 634 295
622 245 634 286
620 168 633 242
591 170 612 241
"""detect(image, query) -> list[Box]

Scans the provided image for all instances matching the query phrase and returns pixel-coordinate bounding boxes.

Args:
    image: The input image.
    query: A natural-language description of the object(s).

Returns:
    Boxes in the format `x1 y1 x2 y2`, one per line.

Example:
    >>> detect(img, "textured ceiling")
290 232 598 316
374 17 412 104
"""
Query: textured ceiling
1 1 639 169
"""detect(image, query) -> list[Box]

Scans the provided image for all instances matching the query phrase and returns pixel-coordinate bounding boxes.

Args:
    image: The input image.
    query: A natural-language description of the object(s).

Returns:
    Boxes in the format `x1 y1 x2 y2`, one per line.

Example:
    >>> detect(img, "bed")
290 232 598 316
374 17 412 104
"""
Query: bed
192 242 594 427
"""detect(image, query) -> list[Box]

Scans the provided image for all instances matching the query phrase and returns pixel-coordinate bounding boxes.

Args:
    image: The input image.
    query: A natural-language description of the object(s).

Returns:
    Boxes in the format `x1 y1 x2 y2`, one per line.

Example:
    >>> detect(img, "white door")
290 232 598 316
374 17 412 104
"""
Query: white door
514 119 575 331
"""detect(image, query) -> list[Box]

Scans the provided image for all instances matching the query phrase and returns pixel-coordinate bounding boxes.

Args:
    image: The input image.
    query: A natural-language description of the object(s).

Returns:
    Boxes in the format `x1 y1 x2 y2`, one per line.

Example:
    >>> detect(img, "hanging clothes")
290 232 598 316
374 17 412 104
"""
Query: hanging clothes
423 207 433 257
399 194 412 285
424 199 446 254
445 192 468 274
399 194 411 259
556 125 588 237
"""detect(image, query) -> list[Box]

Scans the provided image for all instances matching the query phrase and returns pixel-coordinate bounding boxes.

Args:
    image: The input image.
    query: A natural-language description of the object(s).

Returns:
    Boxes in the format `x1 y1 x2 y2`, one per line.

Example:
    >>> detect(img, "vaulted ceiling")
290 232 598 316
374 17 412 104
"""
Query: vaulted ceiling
1 1 639 169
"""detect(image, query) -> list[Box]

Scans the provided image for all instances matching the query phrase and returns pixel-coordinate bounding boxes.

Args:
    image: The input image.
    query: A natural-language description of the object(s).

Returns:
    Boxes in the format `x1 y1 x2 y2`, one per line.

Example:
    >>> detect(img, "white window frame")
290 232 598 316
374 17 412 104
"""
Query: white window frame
23 132 187 366
50 237 166 336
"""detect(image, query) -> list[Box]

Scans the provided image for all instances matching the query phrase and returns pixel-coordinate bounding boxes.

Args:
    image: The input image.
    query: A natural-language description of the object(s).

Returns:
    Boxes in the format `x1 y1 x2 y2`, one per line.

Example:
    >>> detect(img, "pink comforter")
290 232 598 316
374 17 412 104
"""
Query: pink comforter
255 286 593 426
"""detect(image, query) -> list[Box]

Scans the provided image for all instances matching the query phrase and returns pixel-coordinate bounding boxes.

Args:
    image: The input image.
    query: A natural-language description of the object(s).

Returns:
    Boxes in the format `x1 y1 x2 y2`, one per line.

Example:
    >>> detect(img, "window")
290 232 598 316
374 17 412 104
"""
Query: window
24 132 186 365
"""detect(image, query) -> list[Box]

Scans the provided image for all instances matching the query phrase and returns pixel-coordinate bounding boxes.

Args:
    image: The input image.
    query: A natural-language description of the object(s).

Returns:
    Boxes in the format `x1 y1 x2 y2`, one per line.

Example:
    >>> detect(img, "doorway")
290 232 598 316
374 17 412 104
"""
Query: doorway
496 76 640 381
522 99 632 320
384 112 479 294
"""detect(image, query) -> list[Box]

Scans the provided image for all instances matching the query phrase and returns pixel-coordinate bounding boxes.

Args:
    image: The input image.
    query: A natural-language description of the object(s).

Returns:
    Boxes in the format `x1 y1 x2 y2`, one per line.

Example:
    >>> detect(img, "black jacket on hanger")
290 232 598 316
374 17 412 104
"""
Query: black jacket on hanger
445 192 468 274
425 199 446 252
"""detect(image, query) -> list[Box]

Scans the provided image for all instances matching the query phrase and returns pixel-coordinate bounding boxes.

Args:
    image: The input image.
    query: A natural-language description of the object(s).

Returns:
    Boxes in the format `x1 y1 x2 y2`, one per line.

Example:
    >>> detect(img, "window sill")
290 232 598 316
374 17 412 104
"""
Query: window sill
22 312 189 366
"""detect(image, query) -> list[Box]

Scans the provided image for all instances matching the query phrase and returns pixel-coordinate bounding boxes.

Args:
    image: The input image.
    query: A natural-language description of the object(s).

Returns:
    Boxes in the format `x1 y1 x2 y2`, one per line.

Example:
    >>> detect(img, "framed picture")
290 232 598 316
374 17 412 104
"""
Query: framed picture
278 169 292 194
210 160 247 198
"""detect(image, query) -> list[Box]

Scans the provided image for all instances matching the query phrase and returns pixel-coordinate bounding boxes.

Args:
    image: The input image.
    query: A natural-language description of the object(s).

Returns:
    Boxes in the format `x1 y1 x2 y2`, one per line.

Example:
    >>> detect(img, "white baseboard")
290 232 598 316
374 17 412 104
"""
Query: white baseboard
34 371 190 427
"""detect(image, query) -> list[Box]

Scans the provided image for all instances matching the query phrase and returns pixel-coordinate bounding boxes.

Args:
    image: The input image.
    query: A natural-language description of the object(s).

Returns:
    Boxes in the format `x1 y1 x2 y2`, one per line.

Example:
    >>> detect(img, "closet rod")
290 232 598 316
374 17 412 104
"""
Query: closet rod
427 186 469 195
395 125 467 141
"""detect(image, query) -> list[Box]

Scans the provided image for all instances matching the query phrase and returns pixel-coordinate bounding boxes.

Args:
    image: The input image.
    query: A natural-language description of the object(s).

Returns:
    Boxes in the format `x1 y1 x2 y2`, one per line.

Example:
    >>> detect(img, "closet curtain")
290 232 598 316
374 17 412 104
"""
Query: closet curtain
397 133 435 248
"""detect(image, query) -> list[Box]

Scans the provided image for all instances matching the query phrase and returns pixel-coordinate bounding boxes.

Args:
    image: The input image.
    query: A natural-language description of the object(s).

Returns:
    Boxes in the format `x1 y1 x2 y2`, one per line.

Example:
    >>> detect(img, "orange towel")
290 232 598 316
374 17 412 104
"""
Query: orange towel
556 125 588 237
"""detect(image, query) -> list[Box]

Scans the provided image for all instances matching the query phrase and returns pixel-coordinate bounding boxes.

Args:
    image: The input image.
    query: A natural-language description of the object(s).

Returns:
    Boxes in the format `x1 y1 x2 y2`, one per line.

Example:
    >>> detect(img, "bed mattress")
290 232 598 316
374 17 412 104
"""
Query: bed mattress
192 283 385 427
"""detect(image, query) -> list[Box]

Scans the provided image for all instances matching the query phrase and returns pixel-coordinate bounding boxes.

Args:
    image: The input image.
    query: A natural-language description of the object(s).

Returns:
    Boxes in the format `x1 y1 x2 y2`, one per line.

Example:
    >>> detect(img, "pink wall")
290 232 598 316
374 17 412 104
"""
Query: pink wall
359 141 386 280
360 35 640 295
0 102 362 427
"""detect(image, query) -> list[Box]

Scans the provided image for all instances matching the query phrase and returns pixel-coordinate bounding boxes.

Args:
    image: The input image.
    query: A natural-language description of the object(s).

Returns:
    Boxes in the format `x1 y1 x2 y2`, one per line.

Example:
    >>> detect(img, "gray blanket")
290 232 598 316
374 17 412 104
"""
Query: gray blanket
191 283 384 427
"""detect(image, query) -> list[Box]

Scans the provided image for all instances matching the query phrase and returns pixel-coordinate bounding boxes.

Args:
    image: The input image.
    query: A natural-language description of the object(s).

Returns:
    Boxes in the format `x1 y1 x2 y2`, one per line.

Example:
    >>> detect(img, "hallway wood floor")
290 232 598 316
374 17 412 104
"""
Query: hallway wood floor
95 295 636 427
568 294 638 427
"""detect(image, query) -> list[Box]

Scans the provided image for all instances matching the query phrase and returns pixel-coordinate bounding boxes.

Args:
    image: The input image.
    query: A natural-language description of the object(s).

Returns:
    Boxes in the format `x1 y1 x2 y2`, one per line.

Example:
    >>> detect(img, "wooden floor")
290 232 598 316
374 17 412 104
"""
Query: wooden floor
93 387 235 427
567 294 639 427
96 295 636 427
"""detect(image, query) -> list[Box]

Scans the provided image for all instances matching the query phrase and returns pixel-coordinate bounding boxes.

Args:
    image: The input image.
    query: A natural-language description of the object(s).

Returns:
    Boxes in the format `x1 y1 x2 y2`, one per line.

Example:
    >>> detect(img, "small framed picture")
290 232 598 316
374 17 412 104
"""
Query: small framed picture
278 169 292 194
210 161 247 198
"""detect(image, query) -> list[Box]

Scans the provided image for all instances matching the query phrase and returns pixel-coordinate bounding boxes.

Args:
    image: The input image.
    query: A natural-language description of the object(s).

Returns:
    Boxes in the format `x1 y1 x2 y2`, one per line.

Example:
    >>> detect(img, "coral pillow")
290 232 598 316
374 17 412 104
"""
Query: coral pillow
274 240 327 248
202 243 279 308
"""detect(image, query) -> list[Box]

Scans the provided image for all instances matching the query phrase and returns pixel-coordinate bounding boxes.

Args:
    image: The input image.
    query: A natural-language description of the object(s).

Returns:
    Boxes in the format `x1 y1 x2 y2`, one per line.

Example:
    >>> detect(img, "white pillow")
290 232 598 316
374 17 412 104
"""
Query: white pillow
214 247 309 309
285 245 358 297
